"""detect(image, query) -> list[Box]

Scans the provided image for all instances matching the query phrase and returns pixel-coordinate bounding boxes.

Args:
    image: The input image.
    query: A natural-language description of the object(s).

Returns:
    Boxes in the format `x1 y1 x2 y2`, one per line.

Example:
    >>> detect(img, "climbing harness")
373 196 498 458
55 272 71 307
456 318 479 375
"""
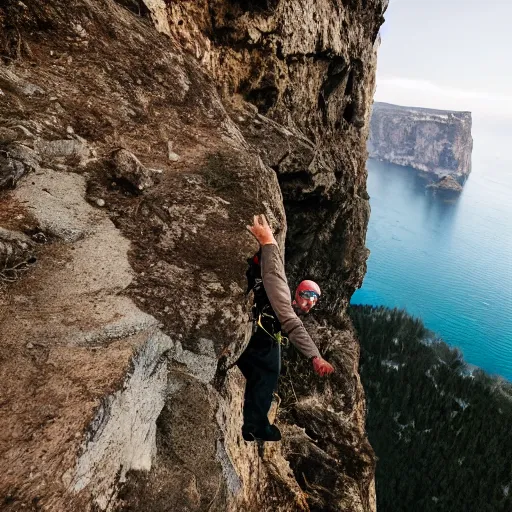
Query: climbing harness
246 250 286 345
257 312 289 346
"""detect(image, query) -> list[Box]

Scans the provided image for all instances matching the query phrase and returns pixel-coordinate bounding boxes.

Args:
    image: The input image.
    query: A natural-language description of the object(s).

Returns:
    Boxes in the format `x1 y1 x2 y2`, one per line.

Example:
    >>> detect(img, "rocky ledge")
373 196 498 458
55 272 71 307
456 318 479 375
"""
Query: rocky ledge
368 102 473 183
427 175 463 193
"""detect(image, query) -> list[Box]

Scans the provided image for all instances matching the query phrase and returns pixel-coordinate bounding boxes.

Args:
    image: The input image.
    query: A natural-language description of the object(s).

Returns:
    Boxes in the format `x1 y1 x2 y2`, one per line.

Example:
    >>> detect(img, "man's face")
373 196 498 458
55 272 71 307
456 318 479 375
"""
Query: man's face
296 290 319 313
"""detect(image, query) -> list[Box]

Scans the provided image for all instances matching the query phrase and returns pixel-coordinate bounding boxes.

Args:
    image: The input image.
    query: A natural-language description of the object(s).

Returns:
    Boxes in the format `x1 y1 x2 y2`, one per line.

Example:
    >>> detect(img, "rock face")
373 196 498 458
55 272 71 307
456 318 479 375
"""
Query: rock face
427 175 463 193
0 1 385 511
368 102 473 182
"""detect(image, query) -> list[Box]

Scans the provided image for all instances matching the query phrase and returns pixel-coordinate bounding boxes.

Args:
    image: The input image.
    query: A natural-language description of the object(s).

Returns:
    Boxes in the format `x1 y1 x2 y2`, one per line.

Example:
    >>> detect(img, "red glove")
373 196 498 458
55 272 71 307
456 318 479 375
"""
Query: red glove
312 356 334 376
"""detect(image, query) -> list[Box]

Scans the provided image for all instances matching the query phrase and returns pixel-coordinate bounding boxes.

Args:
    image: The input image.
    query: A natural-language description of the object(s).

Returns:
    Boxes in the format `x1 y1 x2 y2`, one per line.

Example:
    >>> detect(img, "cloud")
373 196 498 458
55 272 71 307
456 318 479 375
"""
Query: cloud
375 76 512 123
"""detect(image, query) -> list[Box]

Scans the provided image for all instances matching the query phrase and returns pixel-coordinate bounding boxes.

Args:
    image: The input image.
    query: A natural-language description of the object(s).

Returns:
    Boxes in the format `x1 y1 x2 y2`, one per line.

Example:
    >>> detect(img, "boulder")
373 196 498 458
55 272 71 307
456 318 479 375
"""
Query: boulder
110 148 154 193
427 175 464 193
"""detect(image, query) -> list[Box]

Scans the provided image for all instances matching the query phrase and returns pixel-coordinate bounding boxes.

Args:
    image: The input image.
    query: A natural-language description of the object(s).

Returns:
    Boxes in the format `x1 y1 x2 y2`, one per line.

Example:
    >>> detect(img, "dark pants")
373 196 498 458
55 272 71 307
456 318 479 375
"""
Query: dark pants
236 334 281 429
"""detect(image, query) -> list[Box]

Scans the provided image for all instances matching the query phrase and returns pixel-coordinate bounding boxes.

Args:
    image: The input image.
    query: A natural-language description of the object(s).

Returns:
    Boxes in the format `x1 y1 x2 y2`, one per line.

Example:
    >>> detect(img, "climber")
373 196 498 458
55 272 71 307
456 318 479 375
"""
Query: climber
237 214 334 442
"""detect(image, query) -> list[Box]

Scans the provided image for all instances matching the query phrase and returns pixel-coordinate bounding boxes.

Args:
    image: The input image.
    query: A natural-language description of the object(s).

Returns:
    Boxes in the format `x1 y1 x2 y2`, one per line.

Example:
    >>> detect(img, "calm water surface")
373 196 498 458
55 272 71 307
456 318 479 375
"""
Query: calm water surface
352 129 512 380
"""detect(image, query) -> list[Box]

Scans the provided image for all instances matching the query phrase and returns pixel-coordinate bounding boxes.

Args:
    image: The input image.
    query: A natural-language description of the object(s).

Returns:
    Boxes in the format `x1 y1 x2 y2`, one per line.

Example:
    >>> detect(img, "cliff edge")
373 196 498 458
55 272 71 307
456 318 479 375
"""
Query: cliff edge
0 1 385 510
368 102 473 182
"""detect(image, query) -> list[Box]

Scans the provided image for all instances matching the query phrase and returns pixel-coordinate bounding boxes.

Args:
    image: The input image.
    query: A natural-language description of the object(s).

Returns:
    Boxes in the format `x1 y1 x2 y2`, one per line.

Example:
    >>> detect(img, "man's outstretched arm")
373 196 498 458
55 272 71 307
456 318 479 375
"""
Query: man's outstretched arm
261 243 321 359
247 215 334 374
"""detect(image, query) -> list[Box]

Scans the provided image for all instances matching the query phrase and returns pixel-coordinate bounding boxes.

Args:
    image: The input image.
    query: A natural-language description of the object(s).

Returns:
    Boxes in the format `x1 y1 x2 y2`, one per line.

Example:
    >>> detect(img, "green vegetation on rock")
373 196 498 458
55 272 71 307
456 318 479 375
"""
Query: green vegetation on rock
350 305 512 512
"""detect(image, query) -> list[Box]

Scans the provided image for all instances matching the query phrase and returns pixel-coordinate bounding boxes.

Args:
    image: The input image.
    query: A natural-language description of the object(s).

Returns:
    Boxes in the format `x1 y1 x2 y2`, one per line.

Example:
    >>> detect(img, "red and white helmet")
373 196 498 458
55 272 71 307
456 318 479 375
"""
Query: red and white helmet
294 280 321 312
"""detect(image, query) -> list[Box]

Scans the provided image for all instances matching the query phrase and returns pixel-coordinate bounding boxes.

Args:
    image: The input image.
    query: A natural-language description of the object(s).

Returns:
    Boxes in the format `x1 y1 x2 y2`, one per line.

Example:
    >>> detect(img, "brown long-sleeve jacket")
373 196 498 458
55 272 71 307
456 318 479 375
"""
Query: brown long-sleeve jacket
260 243 321 359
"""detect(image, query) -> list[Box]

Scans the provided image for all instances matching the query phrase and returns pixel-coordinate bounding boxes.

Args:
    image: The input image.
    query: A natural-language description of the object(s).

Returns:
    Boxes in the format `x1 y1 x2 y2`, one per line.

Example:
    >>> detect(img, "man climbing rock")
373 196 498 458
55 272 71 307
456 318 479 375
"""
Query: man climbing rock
237 214 334 442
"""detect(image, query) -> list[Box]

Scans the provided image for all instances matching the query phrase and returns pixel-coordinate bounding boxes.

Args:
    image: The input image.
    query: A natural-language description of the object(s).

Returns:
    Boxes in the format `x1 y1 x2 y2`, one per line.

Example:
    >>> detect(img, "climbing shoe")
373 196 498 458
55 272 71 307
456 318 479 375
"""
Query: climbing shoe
242 424 281 442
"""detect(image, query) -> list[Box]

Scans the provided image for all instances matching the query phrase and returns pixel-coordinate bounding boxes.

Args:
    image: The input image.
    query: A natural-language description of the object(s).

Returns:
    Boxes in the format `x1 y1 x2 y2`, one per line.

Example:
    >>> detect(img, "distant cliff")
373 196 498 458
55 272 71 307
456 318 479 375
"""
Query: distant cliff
368 102 473 182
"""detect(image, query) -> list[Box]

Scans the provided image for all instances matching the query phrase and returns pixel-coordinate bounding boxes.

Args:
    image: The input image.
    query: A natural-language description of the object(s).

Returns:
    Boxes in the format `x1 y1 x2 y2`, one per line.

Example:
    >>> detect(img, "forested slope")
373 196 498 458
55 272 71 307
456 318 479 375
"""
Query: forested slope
350 305 512 512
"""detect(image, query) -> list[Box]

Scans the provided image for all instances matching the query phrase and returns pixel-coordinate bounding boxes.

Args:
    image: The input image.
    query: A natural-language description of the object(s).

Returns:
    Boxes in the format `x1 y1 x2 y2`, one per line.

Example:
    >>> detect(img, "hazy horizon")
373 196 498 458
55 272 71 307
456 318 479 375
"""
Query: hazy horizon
376 0 512 127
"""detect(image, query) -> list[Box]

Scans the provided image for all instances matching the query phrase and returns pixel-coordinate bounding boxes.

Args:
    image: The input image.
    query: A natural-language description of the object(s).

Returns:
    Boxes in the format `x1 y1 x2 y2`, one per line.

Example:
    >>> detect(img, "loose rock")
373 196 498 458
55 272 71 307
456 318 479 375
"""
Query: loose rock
167 141 180 162
110 148 154 193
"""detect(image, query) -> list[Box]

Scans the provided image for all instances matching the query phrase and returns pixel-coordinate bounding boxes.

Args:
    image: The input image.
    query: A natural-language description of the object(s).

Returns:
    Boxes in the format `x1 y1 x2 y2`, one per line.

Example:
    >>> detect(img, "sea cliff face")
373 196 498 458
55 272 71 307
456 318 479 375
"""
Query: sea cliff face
368 102 473 181
0 1 385 510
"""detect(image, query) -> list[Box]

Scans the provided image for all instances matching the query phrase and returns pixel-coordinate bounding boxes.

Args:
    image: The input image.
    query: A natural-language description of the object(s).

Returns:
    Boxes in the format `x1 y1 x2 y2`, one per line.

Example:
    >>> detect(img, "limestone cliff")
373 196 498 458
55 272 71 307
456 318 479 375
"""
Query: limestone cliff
368 102 473 182
0 1 385 511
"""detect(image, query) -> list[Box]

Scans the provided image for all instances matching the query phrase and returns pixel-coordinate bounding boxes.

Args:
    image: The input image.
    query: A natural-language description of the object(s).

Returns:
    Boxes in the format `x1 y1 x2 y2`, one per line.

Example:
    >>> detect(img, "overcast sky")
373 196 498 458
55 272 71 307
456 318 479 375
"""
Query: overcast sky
375 0 512 125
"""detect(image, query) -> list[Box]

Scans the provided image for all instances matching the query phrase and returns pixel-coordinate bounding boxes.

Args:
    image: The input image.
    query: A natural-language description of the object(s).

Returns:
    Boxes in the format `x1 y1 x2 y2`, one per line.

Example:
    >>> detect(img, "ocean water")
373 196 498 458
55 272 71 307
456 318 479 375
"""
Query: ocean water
352 129 512 381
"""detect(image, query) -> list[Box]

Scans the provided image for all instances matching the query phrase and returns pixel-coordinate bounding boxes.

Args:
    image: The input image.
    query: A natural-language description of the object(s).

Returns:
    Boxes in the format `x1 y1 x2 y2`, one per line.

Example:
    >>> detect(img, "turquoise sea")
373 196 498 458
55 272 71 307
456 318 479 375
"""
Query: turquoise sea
352 126 512 381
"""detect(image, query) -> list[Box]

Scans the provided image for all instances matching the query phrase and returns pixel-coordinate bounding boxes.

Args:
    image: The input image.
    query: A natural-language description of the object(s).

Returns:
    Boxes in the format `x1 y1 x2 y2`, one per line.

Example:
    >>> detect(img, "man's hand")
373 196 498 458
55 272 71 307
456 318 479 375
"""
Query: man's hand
246 214 277 246
312 356 334 377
